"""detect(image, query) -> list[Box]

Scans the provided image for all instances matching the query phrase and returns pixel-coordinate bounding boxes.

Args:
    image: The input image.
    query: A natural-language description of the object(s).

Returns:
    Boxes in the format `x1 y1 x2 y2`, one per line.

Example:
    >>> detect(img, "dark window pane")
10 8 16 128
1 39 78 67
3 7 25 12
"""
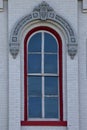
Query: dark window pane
28 32 41 52
45 77 58 95
44 54 57 73
28 76 42 96
28 54 41 73
28 97 42 118
44 32 57 53
45 97 58 118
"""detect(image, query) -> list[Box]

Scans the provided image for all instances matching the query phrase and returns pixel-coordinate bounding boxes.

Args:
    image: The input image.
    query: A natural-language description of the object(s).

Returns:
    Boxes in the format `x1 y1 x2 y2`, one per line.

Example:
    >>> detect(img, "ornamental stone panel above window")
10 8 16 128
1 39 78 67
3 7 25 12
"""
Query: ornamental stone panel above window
9 1 77 59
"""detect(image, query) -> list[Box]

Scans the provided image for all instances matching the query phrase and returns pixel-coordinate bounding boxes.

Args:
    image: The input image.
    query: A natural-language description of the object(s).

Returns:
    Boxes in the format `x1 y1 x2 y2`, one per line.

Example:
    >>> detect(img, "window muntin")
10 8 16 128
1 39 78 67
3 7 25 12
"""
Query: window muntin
27 31 59 120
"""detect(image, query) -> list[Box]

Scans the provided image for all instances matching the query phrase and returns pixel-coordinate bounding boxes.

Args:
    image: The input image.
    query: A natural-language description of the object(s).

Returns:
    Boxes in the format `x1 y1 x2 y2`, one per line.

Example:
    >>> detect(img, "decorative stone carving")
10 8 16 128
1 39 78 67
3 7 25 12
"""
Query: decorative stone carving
33 1 54 20
10 1 77 59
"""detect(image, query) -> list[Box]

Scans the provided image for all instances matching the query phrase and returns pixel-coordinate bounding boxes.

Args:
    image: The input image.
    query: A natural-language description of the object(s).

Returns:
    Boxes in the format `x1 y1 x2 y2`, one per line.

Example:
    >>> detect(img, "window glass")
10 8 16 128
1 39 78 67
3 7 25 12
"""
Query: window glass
45 76 58 95
28 76 42 96
28 97 42 118
28 33 41 52
45 97 58 118
44 32 57 53
28 54 41 73
44 54 57 73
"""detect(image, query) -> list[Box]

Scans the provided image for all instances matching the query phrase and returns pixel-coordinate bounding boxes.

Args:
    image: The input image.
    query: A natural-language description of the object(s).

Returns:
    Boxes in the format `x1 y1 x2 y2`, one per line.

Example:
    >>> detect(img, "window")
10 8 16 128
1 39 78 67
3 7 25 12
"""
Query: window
28 31 58 119
21 26 67 126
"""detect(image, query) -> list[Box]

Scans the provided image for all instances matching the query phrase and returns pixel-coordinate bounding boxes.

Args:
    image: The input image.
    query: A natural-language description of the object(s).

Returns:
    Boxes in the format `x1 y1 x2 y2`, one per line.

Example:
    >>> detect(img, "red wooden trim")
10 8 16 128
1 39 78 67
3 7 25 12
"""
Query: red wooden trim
24 26 64 125
21 121 67 126
24 34 28 121
59 36 63 121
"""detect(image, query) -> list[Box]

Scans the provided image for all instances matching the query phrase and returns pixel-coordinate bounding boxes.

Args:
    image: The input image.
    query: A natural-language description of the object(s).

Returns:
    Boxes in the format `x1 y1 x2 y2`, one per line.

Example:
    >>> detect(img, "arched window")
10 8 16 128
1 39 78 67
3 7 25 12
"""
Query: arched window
22 27 66 126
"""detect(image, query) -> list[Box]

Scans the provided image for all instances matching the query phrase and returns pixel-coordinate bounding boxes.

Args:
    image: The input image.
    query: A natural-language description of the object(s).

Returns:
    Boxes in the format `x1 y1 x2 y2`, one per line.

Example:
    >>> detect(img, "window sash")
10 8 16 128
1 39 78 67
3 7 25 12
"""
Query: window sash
27 31 59 120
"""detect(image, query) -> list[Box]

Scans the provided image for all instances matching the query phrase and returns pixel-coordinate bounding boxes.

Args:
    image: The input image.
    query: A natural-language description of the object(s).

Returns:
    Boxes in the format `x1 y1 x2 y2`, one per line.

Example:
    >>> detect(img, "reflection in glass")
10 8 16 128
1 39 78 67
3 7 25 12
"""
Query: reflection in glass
45 97 58 118
45 76 58 95
28 54 41 73
28 33 41 52
44 32 57 53
28 76 42 96
28 97 42 118
44 54 57 73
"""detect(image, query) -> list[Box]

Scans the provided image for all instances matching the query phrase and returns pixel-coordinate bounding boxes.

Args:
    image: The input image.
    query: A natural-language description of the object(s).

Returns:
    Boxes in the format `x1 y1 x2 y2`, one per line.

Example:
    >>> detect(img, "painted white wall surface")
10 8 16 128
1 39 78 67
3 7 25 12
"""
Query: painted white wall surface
78 1 87 130
8 0 78 34
0 1 8 130
21 126 67 130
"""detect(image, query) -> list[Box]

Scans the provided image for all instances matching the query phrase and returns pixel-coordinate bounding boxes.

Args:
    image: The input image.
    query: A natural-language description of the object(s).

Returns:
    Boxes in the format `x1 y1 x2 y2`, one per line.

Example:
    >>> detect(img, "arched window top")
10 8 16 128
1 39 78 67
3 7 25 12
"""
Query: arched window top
24 26 62 53
28 31 58 53
27 30 59 74
28 32 42 52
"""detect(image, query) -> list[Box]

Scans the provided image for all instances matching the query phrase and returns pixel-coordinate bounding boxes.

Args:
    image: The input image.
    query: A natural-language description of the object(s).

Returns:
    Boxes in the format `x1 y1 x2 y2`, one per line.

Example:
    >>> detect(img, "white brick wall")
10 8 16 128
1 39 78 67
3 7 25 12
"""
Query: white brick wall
0 1 8 130
78 1 87 130
67 55 79 130
21 126 67 130
9 55 21 130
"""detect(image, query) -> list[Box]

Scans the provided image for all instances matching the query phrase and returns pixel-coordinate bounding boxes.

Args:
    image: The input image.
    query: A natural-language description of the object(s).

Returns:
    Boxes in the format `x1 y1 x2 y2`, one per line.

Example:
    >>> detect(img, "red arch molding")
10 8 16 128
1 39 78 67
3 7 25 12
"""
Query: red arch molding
21 26 67 126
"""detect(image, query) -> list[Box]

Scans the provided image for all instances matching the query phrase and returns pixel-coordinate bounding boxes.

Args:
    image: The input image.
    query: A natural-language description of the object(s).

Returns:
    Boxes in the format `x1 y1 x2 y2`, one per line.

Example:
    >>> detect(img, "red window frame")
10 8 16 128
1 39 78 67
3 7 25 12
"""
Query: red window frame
21 26 67 126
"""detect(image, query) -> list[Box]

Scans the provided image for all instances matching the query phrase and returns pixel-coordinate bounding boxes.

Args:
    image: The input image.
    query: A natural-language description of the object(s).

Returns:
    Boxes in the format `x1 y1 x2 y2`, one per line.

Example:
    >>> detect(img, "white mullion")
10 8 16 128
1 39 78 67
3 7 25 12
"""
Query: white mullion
28 73 58 76
42 32 45 118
